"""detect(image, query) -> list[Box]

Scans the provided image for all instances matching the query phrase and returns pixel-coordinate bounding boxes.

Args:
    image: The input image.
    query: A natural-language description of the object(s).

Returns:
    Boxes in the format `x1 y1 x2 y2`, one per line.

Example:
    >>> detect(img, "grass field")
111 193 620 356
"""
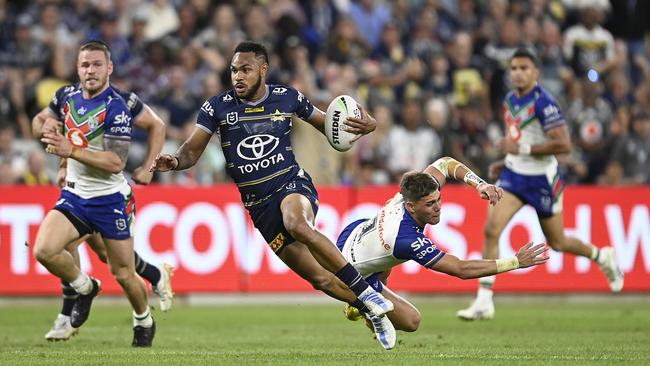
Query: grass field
0 297 648 366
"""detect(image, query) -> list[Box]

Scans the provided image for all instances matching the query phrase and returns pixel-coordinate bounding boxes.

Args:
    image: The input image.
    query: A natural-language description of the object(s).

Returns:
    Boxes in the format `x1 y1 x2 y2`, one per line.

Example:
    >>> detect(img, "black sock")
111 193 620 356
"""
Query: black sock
134 251 161 286
335 263 370 297
351 299 370 314
61 280 78 316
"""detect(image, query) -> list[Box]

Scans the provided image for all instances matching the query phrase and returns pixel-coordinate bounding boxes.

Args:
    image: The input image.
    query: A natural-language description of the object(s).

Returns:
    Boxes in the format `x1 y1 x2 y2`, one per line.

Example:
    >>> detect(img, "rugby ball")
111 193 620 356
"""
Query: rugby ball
325 95 362 152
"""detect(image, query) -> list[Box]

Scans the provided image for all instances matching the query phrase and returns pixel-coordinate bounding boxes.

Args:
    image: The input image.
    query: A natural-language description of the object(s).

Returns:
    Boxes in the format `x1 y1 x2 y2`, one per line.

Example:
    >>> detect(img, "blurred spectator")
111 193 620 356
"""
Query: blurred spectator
0 125 29 175
87 12 132 77
348 0 391 50
447 101 497 176
538 19 572 103
157 66 200 142
17 149 52 185
326 16 369 65
192 4 245 73
563 4 615 79
349 104 393 186
138 0 179 41
380 97 440 182
162 4 199 58
484 16 522 115
566 79 614 182
607 112 650 184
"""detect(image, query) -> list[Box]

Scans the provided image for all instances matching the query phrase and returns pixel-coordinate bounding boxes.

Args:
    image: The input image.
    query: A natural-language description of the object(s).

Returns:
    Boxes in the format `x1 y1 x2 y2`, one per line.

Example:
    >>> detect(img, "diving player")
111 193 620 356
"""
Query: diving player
457 48 624 321
151 41 396 349
32 84 173 341
35 40 155 347
339 156 548 339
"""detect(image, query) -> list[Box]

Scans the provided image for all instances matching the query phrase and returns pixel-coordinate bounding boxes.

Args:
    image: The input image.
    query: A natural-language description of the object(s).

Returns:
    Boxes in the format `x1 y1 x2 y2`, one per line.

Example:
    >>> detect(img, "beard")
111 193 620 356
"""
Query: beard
84 76 108 96
240 74 262 100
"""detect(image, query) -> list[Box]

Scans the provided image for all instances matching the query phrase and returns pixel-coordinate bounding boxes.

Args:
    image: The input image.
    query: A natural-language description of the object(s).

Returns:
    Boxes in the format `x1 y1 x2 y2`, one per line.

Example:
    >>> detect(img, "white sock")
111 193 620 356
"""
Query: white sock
69 273 92 295
477 287 494 302
479 275 495 289
133 307 153 328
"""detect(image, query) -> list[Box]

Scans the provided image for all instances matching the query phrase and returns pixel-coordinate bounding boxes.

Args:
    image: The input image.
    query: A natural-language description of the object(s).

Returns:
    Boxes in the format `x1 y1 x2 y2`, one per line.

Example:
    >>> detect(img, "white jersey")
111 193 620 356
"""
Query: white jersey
503 84 566 175
49 85 133 199
337 192 445 278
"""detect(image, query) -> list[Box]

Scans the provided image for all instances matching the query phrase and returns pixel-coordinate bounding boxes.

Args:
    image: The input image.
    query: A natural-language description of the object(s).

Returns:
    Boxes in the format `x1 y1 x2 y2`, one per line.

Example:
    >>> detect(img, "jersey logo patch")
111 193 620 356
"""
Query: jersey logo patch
223 94 234 102
270 109 285 122
226 111 239 125
77 106 87 115
245 106 264 113
236 134 279 160
272 87 287 95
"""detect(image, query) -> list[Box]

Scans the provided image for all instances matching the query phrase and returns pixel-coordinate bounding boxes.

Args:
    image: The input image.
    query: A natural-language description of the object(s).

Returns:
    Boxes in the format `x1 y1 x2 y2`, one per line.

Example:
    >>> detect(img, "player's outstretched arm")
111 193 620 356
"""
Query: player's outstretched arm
430 242 548 279
32 108 62 139
150 126 211 172
132 105 166 184
424 156 504 205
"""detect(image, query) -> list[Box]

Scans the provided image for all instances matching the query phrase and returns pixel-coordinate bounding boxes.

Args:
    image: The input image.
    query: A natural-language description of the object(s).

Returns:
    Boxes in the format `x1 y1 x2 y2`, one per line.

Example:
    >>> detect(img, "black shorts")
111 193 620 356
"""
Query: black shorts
247 173 319 254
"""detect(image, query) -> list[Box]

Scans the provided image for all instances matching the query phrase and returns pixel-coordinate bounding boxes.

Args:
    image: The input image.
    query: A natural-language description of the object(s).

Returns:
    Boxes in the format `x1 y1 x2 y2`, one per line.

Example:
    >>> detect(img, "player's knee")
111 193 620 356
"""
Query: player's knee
110 266 134 286
283 217 311 241
33 242 56 264
401 313 421 332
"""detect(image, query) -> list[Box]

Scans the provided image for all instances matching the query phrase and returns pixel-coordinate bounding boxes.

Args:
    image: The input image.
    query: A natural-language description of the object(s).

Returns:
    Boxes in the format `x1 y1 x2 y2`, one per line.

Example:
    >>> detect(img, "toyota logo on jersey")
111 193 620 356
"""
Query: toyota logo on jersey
237 134 280 160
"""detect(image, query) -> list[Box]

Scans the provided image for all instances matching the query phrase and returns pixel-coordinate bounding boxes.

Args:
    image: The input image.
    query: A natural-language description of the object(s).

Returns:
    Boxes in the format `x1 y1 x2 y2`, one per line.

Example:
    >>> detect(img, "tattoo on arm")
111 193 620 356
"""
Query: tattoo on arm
104 138 131 164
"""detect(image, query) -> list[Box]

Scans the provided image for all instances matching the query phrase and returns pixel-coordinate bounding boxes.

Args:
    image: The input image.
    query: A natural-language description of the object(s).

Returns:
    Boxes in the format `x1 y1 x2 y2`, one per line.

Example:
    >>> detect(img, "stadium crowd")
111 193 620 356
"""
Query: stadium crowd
0 0 649 187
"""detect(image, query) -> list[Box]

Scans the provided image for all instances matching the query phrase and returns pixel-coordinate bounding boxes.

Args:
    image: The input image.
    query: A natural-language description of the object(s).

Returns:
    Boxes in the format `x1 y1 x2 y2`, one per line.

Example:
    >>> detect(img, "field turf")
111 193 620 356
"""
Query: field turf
0 297 648 366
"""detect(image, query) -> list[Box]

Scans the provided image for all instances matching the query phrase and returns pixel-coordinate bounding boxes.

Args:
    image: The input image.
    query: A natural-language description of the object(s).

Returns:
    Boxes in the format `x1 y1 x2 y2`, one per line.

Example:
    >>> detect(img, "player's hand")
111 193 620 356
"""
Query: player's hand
488 160 505 180
477 183 503 206
496 137 519 155
56 166 67 187
345 104 376 140
41 130 72 158
515 242 549 268
133 166 154 185
42 118 63 134
150 153 178 172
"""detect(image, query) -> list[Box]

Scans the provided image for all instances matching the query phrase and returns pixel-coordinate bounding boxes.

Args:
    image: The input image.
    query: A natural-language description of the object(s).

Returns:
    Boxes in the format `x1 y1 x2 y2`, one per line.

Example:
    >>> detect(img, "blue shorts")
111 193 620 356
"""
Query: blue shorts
247 173 319 253
54 188 135 240
336 219 384 293
497 166 564 218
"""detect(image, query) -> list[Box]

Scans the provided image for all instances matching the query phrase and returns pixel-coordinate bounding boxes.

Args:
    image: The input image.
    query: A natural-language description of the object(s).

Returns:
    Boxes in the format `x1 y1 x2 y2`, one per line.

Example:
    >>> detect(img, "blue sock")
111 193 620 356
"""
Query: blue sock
134 252 161 286
335 263 370 297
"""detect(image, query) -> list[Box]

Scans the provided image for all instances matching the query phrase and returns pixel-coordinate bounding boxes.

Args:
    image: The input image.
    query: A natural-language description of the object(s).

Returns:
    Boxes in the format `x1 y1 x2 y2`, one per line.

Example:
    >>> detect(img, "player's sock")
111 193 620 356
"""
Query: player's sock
133 306 154 328
477 286 494 302
61 280 78 316
335 263 371 297
479 275 495 290
350 299 370 314
134 251 161 286
69 272 93 295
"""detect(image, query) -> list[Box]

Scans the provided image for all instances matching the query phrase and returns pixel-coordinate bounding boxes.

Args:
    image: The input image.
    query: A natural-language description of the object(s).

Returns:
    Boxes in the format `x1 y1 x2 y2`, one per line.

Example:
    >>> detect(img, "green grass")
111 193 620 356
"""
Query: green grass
0 298 649 365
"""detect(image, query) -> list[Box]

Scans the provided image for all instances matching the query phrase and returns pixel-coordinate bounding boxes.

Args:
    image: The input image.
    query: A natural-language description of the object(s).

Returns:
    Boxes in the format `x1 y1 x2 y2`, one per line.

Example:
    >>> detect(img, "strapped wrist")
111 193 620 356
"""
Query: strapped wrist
463 171 487 189
518 143 532 155
496 257 519 273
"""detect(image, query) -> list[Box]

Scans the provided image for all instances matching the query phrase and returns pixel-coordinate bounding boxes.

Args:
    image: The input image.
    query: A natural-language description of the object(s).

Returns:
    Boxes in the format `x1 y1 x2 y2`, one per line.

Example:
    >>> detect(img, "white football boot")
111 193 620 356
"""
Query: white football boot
358 287 394 317
45 314 79 341
366 313 397 350
456 294 495 321
597 247 624 292
153 263 174 312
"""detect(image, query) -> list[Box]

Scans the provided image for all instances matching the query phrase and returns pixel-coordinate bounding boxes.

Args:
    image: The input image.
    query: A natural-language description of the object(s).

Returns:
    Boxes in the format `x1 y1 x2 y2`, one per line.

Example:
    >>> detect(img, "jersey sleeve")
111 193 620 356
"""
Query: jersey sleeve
393 231 446 268
290 87 315 120
535 92 565 131
104 101 133 140
196 97 219 135
123 91 144 119
48 85 74 120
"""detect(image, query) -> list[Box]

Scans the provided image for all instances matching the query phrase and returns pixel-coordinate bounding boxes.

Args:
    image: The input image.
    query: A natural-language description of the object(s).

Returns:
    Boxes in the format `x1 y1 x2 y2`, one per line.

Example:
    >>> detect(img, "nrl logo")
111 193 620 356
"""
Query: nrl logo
226 111 238 125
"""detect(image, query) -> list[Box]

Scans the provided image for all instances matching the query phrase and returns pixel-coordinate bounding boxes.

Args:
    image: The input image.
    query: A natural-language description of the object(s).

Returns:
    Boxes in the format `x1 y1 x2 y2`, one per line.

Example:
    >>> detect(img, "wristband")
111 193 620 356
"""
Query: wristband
518 143 532 155
495 257 519 273
463 171 487 188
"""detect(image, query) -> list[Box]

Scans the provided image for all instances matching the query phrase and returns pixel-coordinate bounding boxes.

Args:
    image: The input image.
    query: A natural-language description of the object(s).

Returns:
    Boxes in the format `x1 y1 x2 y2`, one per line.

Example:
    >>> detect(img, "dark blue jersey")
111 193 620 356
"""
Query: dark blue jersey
196 85 315 207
